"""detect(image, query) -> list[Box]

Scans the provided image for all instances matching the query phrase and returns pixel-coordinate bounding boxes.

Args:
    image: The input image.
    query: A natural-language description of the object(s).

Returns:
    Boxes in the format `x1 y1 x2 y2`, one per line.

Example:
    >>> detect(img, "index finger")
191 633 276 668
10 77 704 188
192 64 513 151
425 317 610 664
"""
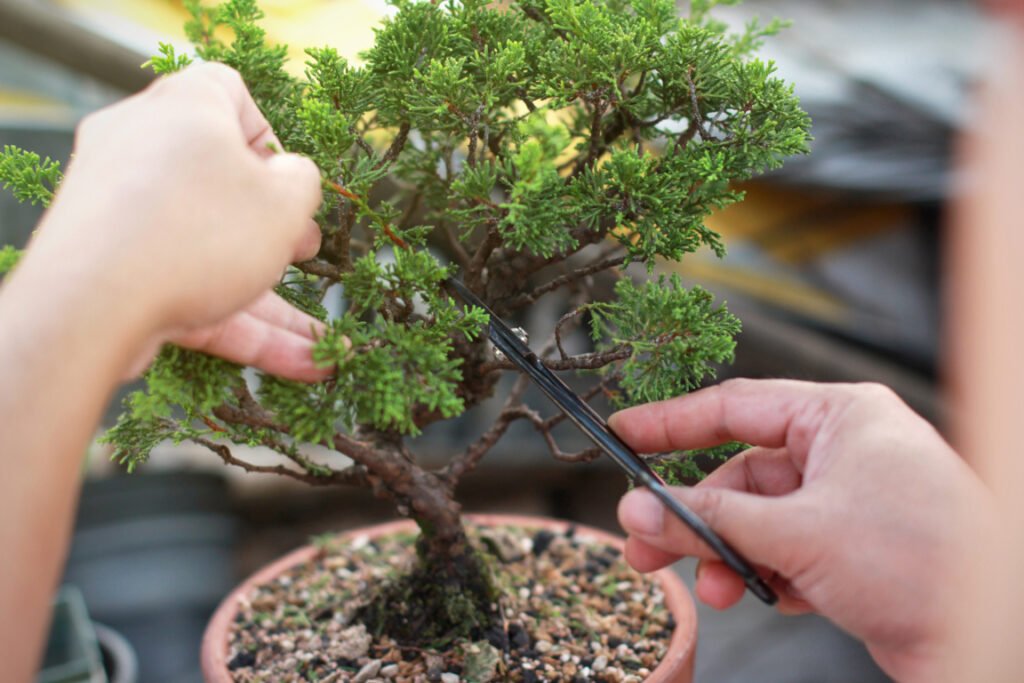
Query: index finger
608 378 851 454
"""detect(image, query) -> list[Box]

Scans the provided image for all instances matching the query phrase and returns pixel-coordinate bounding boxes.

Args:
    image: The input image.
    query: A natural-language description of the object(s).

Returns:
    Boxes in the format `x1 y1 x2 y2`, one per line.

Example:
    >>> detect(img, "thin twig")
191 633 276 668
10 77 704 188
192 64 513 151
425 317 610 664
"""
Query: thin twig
295 259 344 281
192 436 367 487
686 67 708 142
374 121 411 171
443 374 532 483
505 254 626 310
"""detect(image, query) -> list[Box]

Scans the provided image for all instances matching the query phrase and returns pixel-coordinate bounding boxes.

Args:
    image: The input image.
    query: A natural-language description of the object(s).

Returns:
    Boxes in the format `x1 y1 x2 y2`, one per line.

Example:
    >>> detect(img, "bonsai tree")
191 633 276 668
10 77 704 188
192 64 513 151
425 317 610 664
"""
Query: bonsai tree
0 0 808 647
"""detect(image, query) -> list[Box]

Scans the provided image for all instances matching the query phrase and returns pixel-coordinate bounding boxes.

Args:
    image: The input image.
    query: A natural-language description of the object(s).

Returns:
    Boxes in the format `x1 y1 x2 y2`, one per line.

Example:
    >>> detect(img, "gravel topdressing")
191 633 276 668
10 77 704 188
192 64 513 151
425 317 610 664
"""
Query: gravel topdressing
227 522 675 682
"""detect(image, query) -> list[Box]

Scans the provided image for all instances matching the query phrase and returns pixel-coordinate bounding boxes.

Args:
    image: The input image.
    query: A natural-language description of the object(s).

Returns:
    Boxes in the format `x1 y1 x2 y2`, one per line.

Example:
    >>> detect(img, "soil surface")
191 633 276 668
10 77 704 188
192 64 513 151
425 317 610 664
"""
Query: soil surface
227 523 674 682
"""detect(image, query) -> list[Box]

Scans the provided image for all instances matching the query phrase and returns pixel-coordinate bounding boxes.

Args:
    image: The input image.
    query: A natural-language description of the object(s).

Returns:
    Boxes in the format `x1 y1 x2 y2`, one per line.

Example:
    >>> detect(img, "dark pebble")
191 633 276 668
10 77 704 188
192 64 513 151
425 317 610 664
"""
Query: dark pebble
450 663 462 675
486 625 510 651
522 648 540 659
532 530 555 556
336 657 358 670
573 676 589 683
509 621 531 649
402 649 419 662
580 657 594 668
313 607 334 621
564 524 577 539
607 636 625 648
228 651 256 670
622 659 643 671
522 669 538 683
666 615 677 630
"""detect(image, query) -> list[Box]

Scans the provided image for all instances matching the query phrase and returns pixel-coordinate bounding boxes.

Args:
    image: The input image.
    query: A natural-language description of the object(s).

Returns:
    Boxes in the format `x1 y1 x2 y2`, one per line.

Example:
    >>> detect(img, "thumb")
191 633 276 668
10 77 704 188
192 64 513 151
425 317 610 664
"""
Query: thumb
619 485 806 575
262 153 323 261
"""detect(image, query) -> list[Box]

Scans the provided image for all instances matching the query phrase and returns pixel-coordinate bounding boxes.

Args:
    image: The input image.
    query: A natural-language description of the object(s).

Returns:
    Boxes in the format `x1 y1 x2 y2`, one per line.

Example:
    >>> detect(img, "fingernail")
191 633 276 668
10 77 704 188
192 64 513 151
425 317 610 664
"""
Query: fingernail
620 489 664 536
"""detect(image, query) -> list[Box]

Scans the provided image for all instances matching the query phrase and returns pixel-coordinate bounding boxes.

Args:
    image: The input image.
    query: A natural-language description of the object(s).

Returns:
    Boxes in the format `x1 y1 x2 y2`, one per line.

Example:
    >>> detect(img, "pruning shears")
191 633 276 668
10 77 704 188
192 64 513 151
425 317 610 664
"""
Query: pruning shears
445 276 778 606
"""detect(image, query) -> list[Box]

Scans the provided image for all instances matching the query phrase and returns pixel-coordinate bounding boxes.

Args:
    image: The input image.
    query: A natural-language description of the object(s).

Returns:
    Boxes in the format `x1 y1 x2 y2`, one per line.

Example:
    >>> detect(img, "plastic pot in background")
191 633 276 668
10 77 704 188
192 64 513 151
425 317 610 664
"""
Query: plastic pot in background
39 586 137 683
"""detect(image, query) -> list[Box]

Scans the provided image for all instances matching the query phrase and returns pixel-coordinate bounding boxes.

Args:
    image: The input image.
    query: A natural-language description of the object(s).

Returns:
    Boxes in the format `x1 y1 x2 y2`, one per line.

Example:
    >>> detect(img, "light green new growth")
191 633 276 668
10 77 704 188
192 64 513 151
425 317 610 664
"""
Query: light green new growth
0 146 62 207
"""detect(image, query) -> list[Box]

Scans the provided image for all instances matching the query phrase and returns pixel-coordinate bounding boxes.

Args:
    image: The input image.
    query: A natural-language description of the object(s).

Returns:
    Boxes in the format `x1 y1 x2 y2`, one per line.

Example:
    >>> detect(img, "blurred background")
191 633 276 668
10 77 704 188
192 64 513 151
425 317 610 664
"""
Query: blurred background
0 0 996 681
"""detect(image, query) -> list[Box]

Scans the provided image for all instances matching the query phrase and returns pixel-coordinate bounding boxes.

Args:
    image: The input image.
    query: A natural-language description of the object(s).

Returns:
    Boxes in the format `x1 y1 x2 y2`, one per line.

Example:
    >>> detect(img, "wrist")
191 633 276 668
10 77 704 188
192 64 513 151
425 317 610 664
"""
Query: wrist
3 236 157 374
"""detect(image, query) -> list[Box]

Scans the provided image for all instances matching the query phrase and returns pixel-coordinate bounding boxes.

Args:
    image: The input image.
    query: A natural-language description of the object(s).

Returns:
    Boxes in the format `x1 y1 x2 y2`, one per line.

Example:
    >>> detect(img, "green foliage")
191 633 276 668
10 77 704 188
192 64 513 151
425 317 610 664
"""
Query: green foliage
143 42 193 75
6 0 810 480
0 246 21 277
589 276 741 405
101 347 244 470
275 267 328 321
653 441 746 484
184 0 303 145
0 146 62 207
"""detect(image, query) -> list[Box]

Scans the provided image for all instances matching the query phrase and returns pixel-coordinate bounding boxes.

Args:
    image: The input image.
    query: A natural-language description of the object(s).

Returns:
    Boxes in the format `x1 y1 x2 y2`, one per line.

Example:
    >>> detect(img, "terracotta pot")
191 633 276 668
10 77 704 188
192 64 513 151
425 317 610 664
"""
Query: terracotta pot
201 514 697 682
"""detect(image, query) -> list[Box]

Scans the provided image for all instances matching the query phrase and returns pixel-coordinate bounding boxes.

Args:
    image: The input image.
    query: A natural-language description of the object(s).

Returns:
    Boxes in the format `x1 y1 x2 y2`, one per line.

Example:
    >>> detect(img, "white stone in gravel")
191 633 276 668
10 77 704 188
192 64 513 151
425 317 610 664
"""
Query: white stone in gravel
332 624 371 660
592 655 609 672
441 673 460 683
590 641 601 653
560 652 571 663
380 663 400 677
353 659 382 683
518 587 530 600
536 640 553 653
279 639 295 652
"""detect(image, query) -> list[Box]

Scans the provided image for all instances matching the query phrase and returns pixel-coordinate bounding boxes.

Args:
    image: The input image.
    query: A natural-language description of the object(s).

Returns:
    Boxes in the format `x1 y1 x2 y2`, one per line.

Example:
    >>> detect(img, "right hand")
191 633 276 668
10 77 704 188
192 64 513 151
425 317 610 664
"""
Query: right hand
611 379 994 683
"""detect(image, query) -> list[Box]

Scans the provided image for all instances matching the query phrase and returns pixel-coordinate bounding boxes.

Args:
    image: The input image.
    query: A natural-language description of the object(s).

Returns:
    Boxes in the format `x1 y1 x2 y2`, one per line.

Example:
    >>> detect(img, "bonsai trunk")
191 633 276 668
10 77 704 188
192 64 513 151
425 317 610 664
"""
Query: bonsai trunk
357 461 499 646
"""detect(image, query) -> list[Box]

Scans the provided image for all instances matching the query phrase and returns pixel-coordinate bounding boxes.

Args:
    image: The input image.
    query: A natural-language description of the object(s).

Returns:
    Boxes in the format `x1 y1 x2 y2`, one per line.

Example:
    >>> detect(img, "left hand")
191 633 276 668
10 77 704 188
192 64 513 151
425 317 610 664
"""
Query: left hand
29 63 326 381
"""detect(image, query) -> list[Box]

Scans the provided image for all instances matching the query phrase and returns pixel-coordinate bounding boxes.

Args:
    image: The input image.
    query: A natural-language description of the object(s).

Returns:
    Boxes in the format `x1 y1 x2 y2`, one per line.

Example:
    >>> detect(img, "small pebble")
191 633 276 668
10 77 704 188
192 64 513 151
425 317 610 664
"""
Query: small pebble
355 659 383 683
536 640 553 654
381 663 400 677
440 674 460 683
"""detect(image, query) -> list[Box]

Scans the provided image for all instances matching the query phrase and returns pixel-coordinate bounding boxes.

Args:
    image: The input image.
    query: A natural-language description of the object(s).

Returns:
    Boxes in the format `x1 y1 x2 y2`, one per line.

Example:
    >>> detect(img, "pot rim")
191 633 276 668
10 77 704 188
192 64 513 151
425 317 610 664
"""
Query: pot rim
201 513 697 682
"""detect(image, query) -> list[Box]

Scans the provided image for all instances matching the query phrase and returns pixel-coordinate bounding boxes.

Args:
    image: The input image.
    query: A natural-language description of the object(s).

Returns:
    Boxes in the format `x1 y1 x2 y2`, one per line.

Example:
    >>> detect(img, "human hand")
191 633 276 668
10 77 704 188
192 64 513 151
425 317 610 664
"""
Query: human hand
612 379 993 683
23 63 324 379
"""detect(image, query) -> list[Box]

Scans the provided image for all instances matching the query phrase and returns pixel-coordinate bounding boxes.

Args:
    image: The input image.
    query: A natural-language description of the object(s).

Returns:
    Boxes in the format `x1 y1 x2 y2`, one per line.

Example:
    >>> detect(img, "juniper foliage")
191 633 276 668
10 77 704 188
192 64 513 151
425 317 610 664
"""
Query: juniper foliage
0 0 809 643
0 0 813 480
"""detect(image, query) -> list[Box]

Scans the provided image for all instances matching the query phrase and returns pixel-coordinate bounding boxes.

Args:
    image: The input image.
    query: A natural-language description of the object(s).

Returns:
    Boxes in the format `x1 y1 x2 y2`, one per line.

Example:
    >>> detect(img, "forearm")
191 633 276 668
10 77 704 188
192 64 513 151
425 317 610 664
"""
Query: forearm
0 244 145 682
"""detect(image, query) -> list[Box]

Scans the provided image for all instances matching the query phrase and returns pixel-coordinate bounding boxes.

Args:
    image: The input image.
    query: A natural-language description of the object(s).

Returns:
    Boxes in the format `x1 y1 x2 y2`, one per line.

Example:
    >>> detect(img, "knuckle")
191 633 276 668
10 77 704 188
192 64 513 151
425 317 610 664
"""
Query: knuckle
74 111 103 141
189 61 243 85
693 487 726 530
848 382 902 409
718 377 751 393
